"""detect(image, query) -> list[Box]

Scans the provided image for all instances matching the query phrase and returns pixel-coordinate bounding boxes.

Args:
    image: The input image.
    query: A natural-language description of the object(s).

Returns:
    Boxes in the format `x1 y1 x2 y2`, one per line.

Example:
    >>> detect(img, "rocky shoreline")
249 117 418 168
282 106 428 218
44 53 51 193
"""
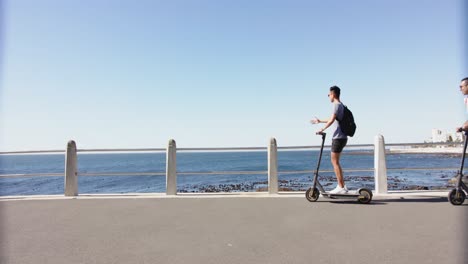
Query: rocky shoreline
178 176 458 193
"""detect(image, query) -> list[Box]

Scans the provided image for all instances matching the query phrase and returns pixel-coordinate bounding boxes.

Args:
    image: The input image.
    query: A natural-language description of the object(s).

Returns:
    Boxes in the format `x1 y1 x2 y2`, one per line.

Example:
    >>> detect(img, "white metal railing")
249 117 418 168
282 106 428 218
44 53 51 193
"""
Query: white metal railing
0 173 64 178
0 150 65 154
78 148 166 152
78 172 166 176
0 135 463 196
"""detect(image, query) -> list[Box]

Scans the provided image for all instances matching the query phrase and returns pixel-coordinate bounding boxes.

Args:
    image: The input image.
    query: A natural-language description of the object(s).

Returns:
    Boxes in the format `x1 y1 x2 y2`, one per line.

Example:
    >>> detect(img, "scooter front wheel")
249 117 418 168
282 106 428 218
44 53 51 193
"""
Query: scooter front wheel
357 188 373 204
448 189 466 205
305 187 320 202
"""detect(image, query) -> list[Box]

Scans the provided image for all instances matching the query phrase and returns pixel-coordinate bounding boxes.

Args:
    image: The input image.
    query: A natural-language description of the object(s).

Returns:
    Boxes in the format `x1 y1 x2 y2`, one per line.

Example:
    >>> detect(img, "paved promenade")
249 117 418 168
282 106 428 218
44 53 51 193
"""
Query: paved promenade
1 192 467 264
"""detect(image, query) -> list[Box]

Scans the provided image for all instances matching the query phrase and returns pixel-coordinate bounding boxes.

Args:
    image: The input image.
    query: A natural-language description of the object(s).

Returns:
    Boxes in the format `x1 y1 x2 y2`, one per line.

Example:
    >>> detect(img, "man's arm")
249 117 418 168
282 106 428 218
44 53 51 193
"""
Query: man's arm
319 113 337 133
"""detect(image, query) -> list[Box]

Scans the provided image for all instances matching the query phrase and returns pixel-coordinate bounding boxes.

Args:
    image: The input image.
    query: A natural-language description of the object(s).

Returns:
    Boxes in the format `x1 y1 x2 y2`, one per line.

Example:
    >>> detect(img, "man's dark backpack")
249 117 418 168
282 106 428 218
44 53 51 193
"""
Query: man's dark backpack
337 105 356 137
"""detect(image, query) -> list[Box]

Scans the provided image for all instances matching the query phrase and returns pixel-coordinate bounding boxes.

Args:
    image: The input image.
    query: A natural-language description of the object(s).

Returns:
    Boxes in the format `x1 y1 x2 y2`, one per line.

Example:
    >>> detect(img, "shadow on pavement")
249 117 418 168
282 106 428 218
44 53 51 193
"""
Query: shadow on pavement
323 197 468 205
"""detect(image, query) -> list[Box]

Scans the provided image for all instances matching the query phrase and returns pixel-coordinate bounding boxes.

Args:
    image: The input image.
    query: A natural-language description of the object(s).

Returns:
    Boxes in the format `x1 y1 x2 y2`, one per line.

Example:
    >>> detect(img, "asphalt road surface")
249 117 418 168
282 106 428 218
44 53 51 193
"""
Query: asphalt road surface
1 196 467 264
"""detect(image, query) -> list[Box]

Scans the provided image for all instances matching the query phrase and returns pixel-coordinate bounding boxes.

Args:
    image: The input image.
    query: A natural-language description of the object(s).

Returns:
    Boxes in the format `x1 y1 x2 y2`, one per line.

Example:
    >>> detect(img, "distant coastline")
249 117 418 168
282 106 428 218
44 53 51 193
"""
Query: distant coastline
388 147 463 154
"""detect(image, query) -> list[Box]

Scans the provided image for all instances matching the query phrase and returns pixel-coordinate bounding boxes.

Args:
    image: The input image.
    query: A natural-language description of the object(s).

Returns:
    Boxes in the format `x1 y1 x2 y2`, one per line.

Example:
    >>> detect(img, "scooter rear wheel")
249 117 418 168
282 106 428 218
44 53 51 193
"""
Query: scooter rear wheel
357 188 373 204
305 187 320 202
448 189 466 205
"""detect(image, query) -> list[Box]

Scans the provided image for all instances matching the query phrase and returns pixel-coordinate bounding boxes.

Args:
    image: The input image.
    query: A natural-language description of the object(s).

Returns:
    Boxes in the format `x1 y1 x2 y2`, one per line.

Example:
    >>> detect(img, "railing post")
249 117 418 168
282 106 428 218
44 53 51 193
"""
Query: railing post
65 140 78 196
268 138 278 194
374 134 388 194
166 139 177 195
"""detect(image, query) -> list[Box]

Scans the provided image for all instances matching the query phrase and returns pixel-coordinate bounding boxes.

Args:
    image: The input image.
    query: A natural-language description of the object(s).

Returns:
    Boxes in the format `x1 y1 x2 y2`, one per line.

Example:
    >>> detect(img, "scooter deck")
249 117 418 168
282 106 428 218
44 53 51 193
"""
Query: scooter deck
321 192 365 199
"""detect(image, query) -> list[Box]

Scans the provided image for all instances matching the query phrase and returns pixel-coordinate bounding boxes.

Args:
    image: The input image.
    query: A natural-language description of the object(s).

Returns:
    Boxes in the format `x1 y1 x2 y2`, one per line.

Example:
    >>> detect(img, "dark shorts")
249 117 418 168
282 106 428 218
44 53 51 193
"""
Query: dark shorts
331 138 348 153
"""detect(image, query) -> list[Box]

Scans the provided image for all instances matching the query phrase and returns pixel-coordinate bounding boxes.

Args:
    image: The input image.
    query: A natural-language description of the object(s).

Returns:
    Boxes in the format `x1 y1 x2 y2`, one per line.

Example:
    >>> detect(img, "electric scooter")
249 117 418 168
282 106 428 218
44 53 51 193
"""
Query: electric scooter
447 131 468 205
305 132 373 204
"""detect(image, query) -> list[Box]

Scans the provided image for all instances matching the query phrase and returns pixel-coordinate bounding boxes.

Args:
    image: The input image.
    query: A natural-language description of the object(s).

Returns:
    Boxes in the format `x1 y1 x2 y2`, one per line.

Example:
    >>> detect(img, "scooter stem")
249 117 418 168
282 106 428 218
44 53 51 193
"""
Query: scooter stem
315 133 326 174
459 131 468 174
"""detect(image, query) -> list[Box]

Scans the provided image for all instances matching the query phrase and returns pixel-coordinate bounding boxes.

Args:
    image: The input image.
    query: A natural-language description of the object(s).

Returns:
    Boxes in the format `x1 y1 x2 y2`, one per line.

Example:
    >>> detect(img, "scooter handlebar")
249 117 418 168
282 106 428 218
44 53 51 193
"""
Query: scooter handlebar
457 128 468 136
316 132 326 140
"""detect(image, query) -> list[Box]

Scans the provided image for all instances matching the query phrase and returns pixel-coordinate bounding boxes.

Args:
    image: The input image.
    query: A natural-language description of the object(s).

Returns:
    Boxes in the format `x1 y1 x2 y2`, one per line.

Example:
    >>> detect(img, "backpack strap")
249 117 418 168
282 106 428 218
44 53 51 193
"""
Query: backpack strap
336 103 347 122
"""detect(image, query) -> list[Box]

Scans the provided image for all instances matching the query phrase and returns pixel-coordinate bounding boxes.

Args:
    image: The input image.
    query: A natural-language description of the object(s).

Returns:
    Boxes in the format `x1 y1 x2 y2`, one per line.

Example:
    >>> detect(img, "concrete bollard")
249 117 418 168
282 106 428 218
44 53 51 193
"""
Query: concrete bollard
166 139 177 195
374 135 388 194
65 140 78 196
268 138 278 194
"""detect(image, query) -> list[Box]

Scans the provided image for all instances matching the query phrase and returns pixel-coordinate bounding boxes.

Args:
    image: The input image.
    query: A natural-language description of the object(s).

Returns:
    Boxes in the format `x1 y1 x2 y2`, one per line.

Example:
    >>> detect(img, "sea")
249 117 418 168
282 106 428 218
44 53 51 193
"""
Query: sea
0 150 462 196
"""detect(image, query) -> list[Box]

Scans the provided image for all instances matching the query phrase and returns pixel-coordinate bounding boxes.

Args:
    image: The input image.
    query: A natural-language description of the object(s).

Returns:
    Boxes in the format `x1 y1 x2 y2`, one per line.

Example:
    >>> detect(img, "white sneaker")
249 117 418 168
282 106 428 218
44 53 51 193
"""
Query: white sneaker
330 185 348 194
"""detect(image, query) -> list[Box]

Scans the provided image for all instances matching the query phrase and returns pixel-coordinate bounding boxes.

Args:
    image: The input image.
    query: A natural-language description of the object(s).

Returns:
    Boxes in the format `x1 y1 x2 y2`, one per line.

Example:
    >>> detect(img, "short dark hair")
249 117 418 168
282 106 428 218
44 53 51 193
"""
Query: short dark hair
462 77 468 83
330 86 341 98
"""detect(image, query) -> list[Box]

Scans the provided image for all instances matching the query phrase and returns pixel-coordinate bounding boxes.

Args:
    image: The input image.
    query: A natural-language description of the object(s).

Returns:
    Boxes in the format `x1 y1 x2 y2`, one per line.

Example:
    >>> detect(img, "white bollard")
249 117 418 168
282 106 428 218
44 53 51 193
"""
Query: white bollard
374 135 388 194
65 140 78 196
166 139 177 195
268 138 278 194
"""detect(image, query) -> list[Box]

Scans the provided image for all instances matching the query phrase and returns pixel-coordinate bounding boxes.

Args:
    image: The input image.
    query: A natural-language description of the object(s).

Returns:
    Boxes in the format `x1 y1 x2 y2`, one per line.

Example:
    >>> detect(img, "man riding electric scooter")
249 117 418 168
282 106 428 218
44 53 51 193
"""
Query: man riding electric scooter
309 86 372 203
449 77 468 205
311 86 349 194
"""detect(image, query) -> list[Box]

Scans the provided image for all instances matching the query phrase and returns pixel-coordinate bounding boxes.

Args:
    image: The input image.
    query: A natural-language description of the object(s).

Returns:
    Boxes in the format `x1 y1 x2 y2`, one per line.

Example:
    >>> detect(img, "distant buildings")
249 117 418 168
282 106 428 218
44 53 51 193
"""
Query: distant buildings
430 129 463 143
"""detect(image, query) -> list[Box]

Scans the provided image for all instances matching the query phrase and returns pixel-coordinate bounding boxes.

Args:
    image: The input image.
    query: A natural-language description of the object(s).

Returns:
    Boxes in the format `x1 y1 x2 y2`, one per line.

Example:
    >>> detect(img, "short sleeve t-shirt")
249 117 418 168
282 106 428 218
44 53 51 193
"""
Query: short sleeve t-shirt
464 95 468 115
332 102 348 139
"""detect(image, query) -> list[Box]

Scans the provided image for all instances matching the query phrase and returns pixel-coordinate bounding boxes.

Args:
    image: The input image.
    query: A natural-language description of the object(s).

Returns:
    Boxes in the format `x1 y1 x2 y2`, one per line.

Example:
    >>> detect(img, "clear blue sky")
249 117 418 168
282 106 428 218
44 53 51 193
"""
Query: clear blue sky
0 0 466 151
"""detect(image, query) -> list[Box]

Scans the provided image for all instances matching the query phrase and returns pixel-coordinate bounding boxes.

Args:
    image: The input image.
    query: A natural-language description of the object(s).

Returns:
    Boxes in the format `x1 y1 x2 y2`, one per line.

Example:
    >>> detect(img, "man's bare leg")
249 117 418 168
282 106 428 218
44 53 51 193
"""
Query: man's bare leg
331 152 345 188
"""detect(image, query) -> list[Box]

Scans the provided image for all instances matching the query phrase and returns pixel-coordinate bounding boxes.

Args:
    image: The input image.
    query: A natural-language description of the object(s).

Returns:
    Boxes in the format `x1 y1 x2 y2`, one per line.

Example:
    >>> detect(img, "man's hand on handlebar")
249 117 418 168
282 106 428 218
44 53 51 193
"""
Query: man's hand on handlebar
456 121 468 132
